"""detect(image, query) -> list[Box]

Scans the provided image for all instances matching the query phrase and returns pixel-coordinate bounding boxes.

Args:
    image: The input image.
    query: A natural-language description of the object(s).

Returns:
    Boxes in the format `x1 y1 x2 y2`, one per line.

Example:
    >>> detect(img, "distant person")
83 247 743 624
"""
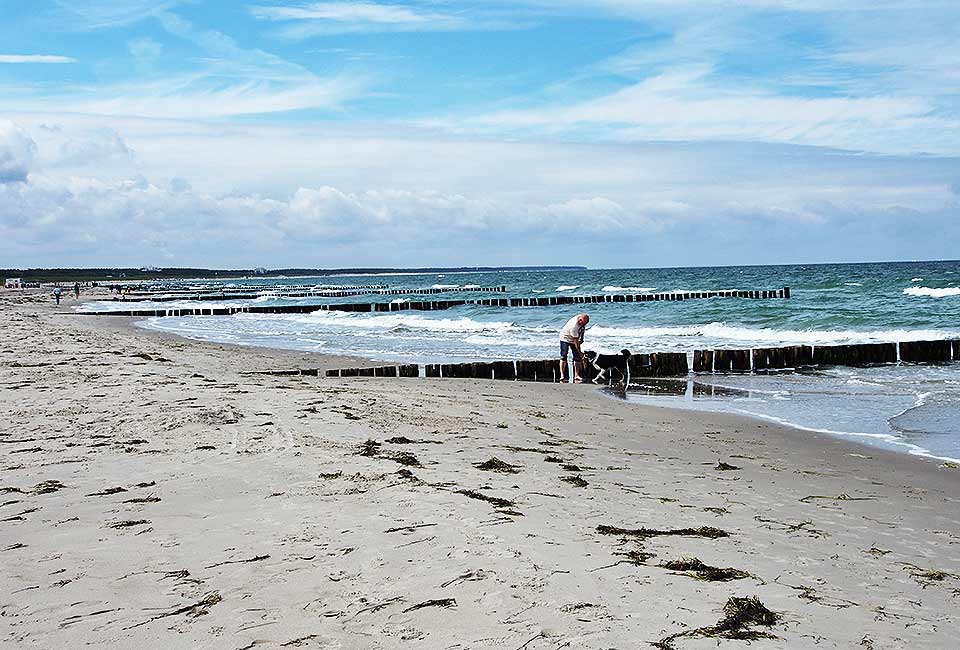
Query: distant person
53 286 62 305
559 313 589 383
73 282 80 299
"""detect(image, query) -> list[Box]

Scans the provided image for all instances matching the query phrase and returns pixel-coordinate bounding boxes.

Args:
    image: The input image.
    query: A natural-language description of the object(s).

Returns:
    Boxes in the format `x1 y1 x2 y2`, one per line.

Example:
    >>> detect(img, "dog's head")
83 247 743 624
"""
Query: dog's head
583 350 598 362
620 349 632 358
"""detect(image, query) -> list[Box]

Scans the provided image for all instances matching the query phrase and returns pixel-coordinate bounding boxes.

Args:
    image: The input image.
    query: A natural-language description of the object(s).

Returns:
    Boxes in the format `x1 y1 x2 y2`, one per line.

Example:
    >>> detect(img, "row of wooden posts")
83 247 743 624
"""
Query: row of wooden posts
124 283 388 297
83 287 790 317
114 285 508 303
322 339 959 381
325 352 688 380
694 339 960 372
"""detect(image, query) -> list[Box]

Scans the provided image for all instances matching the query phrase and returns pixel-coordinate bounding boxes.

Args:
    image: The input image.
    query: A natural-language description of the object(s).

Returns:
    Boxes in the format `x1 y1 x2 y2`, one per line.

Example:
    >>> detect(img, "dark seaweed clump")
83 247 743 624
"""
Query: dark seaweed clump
474 457 521 473
660 557 750 582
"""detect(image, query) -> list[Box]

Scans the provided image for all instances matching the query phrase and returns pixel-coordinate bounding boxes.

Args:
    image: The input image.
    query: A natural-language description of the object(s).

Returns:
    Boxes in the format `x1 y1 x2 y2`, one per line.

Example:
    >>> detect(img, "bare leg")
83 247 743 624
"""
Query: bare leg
573 359 583 383
559 358 568 382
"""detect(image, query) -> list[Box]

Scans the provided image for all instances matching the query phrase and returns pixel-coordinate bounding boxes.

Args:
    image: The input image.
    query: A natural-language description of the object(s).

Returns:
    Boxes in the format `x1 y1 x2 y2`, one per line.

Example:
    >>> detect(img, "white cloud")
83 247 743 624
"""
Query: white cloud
0 55 76 64
0 121 36 183
2 116 958 267
52 0 185 29
128 37 164 59
252 2 455 25
250 1 523 36
425 64 958 155
0 11 370 121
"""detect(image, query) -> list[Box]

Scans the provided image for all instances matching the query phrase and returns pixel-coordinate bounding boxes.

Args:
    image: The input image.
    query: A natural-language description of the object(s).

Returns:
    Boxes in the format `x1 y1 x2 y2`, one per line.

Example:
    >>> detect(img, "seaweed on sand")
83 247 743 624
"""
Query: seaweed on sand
660 557 750 582
124 592 222 630
716 461 741 471
402 598 456 613
560 475 588 488
358 439 422 467
33 480 66 495
358 439 381 457
456 489 515 509
474 457 521 473
590 547 657 572
390 452 422 467
902 563 958 586
597 525 729 540
106 519 151 529
799 492 875 503
652 596 780 649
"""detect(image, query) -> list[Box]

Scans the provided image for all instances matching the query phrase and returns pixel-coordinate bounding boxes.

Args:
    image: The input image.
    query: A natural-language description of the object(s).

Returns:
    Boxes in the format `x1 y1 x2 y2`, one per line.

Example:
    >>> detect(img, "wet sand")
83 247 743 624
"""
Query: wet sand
2 288 959 649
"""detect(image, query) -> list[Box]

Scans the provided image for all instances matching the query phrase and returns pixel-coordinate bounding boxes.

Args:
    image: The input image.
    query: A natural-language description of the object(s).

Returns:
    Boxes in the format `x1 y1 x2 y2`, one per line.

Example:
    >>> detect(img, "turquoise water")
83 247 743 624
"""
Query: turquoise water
81 260 960 461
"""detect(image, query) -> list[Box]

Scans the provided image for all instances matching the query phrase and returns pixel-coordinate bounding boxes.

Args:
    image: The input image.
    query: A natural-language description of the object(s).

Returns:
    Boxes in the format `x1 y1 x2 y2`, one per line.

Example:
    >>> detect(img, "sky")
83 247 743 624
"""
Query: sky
1 0 958 269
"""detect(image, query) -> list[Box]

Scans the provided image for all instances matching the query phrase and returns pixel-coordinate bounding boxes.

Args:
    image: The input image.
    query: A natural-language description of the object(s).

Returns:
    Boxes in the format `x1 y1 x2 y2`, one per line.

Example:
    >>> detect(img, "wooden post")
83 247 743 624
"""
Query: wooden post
900 340 952 363
491 361 516 380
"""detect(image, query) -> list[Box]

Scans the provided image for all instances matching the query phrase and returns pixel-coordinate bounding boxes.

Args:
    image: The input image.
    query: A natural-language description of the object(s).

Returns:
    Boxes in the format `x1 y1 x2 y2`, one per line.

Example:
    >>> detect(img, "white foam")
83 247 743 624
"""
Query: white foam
911 277 923 282
844 282 863 287
586 322 959 346
298 310 519 334
602 286 656 292
432 284 460 289
556 285 579 291
904 286 960 298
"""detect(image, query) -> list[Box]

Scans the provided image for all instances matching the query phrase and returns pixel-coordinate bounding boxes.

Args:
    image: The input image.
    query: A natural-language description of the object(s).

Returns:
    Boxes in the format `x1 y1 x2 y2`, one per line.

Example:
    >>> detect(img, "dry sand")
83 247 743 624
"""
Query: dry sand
2 289 959 649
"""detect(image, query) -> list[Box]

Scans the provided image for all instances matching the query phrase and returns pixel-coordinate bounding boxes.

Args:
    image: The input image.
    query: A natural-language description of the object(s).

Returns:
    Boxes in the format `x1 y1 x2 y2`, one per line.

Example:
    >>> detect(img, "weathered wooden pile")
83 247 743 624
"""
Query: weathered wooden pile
115 285 507 303
325 352 689 381
693 339 958 372
321 339 958 382
326 365 420 378
82 286 790 317
124 283 387 297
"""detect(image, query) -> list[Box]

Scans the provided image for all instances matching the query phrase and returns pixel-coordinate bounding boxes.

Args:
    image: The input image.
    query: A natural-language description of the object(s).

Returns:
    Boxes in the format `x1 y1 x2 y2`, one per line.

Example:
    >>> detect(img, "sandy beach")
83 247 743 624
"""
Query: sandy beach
2 289 959 650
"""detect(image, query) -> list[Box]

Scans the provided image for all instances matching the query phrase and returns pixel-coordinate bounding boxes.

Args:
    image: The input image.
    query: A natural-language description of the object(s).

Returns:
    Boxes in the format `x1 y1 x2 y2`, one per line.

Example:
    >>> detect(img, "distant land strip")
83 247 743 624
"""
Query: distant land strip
0 266 586 283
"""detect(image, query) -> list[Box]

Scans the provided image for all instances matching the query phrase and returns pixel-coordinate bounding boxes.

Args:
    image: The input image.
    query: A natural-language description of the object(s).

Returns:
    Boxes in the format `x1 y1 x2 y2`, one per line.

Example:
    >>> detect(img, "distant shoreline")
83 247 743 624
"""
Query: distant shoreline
1 266 587 284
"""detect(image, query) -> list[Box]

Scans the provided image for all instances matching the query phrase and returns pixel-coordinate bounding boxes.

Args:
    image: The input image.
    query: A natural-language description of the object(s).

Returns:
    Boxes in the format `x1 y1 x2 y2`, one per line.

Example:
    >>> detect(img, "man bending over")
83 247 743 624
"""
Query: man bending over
559 313 589 383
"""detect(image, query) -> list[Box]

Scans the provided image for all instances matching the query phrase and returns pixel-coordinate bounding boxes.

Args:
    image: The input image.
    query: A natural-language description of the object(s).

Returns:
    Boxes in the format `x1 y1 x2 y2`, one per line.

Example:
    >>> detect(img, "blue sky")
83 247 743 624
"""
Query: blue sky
1 0 958 268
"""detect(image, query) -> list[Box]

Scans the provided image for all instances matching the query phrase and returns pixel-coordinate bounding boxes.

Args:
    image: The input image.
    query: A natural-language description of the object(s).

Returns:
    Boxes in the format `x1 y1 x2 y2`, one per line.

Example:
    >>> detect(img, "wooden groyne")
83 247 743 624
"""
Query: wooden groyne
82 287 791 317
325 352 689 381
319 339 957 383
693 339 959 373
114 285 508 303
124 283 388 297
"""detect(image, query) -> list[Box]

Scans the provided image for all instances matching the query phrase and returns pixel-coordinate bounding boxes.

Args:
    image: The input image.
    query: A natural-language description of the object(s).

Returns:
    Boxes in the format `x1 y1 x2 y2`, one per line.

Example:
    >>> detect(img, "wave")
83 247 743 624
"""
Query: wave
556 285 579 291
911 277 923 282
844 282 863 287
586 322 959 346
432 284 460 289
903 286 960 298
602 286 655 292
296 311 521 334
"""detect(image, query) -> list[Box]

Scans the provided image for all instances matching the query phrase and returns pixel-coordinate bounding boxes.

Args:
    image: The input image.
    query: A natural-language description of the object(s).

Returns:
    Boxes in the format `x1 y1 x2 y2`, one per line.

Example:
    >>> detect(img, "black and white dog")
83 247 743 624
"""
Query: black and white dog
583 349 632 384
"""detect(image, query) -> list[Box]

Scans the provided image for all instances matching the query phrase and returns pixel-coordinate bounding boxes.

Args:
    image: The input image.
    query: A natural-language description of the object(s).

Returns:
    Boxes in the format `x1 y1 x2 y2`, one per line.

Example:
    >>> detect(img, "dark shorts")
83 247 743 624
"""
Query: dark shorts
560 340 582 361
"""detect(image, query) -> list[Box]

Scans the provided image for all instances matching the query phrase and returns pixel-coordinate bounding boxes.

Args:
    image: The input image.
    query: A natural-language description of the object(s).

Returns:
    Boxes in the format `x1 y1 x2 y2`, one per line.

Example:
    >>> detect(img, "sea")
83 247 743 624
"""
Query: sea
80 261 960 462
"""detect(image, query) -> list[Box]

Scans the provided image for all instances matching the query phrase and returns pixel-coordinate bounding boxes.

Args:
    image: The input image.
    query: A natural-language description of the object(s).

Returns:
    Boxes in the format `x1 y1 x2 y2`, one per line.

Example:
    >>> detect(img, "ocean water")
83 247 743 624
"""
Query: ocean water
81 261 960 462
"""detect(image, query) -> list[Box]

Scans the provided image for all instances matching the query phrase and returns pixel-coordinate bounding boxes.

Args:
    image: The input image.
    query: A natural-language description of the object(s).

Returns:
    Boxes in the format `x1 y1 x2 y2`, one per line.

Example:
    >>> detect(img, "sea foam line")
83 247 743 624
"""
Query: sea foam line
904 286 960 298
